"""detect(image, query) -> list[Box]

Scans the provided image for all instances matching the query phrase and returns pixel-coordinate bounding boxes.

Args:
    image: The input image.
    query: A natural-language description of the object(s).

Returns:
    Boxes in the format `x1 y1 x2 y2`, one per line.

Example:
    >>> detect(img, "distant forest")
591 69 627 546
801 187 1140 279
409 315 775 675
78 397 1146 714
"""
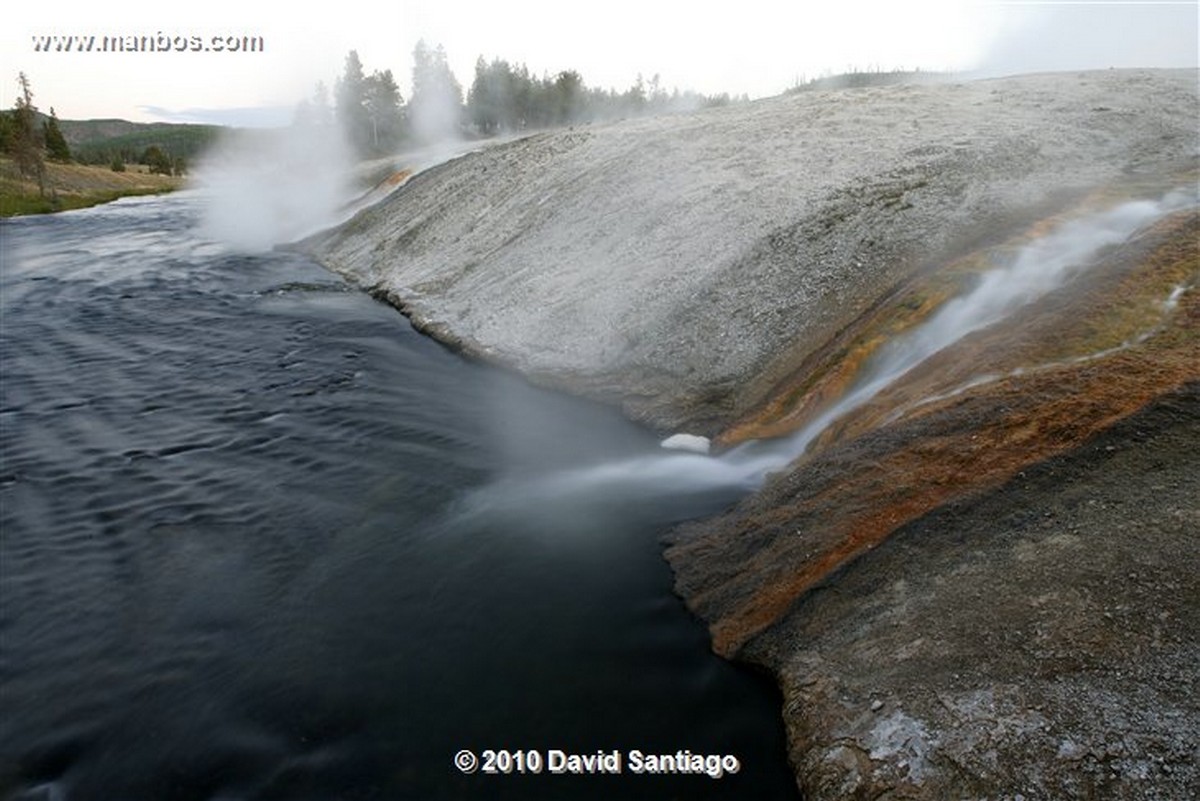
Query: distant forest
1 73 218 178
785 68 953 93
315 41 746 157
0 108 217 175
4 60 953 186
63 121 220 169
6 41 743 176
7 44 746 174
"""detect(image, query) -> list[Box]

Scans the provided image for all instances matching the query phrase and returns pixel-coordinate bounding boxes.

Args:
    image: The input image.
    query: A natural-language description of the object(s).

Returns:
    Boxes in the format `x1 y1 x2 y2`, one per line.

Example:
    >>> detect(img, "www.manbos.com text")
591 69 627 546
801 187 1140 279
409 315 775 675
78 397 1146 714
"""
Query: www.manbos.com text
32 33 264 54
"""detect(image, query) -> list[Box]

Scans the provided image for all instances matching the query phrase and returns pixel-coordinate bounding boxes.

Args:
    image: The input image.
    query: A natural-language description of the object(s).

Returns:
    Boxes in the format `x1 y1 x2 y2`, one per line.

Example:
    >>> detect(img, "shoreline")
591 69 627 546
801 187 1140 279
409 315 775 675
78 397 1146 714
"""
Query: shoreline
307 69 1200 799
0 157 181 217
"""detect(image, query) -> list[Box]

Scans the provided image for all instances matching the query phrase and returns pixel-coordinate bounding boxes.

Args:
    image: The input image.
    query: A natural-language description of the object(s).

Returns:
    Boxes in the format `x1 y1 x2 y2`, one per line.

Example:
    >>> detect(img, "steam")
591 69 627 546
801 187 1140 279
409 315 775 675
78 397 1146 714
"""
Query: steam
410 89 464 146
467 189 1197 515
194 119 354 251
409 40 464 146
747 188 1200 466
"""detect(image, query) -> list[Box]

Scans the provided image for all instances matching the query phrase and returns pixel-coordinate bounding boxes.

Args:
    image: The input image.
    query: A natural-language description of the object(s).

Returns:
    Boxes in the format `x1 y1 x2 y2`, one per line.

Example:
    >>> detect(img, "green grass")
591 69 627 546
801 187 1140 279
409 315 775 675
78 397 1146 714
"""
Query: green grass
0 185 174 216
0 156 181 217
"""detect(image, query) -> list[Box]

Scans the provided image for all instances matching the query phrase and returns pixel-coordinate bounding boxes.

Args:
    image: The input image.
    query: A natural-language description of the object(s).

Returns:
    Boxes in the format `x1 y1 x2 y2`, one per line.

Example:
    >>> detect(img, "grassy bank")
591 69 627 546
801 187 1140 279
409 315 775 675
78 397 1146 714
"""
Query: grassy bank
0 157 181 216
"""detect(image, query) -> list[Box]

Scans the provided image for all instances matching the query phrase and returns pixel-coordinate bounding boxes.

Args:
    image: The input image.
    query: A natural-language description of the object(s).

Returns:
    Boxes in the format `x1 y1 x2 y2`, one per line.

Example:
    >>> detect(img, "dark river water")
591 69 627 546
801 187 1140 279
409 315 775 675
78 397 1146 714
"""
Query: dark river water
0 195 797 800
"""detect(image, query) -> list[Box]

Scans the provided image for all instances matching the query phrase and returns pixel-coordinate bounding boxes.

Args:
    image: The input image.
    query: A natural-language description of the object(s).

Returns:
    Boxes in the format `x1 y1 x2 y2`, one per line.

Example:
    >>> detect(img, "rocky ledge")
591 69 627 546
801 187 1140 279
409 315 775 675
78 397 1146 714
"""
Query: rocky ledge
308 69 1198 799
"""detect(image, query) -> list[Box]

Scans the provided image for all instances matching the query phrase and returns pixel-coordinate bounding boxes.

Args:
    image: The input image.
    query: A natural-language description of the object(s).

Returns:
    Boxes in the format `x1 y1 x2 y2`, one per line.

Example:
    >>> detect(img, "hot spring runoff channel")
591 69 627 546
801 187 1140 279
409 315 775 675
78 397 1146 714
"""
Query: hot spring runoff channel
0 194 797 800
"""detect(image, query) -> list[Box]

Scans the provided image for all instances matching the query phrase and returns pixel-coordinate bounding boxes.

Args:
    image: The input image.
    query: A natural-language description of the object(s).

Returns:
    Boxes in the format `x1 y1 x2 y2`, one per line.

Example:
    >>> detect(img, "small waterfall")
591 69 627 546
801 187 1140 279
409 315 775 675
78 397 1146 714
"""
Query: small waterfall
470 189 1197 513
722 187 1197 471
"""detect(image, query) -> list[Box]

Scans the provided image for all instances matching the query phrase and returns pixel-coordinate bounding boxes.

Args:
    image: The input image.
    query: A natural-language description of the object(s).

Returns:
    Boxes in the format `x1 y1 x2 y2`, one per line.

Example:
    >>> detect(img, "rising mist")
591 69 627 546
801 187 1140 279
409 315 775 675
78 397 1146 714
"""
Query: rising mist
194 118 354 252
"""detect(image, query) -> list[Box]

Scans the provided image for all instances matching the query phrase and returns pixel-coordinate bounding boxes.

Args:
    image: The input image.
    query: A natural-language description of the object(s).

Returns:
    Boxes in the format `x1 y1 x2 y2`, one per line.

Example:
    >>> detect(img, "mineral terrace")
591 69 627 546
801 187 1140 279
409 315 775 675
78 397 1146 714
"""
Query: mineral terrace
309 69 1199 799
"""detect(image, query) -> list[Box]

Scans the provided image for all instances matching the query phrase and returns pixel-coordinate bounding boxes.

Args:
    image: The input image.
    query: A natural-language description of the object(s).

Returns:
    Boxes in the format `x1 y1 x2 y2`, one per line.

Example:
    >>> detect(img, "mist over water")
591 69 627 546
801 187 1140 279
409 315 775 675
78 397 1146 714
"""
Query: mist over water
195 120 354 251
0 195 799 800
477 190 1197 511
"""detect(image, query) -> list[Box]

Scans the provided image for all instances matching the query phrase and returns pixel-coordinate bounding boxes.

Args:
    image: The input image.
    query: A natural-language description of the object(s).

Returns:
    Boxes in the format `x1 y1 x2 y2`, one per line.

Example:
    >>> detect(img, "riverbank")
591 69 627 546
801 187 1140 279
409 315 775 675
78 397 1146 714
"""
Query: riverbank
0 195 799 800
307 69 1199 799
706 381 1198 799
0 157 180 216
665 210 1199 797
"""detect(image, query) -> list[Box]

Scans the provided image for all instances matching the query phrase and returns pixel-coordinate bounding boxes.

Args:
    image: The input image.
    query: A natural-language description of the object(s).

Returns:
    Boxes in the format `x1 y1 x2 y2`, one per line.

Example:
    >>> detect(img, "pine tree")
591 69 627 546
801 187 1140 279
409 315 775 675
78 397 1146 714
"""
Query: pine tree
43 107 70 162
410 40 463 143
0 110 14 153
141 145 172 174
312 81 333 127
13 72 46 196
294 81 335 129
336 50 370 155
363 69 403 153
553 71 583 125
468 57 501 134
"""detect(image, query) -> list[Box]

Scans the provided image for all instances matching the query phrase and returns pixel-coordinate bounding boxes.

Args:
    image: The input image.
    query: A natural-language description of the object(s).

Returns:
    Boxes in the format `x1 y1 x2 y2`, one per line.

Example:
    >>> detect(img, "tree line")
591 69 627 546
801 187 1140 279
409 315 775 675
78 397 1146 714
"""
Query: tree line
319 42 743 157
71 129 214 174
0 74 71 196
1 72 189 196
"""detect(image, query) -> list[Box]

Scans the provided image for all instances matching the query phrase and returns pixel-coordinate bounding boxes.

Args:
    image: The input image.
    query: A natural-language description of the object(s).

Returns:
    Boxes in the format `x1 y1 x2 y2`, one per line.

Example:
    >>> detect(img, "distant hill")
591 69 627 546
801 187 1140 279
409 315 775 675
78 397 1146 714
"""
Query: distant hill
56 118 153 143
55 118 224 165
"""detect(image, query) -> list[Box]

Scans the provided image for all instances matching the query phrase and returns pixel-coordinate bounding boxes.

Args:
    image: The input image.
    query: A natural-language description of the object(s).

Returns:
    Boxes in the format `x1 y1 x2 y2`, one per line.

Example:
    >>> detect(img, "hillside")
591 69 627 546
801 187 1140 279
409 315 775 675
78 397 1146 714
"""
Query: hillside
55 117 158 143
306 69 1198 799
57 118 221 164
312 71 1194 430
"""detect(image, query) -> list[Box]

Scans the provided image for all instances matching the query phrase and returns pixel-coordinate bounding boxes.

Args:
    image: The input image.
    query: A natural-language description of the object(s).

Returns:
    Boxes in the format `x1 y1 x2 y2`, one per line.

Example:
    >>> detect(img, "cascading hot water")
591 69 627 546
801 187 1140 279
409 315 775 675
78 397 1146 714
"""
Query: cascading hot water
464 188 1197 516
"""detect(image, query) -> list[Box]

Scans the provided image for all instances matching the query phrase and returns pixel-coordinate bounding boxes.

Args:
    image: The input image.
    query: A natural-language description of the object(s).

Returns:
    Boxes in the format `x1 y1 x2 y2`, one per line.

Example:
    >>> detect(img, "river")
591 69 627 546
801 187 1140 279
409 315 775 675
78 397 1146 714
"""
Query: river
0 193 797 800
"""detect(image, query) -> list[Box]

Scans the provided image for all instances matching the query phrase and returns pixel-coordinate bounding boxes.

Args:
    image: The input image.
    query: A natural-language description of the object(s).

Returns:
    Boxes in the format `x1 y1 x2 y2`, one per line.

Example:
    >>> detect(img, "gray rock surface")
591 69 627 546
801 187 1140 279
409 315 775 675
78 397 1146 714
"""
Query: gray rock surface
755 385 1199 800
308 69 1197 433
305 69 1200 800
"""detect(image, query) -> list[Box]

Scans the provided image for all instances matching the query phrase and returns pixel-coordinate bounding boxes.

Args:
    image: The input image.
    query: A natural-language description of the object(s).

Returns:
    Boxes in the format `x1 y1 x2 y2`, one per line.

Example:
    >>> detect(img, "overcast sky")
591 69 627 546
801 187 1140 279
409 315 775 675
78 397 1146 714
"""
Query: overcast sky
3 1 1196 125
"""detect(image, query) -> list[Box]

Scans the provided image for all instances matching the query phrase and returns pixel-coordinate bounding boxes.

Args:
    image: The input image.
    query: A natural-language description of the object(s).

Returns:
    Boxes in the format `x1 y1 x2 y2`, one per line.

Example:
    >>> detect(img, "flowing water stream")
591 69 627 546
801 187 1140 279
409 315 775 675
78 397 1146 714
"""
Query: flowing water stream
2 185 1192 801
0 194 796 800
528 189 1196 503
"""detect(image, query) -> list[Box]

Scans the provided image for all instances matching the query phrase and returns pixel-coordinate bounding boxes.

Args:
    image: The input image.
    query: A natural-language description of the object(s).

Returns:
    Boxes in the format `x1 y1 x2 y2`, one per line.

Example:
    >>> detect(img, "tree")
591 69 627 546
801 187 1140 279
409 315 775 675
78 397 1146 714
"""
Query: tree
468 57 515 134
0 110 14 153
622 74 647 116
42 107 70 162
293 81 336 130
12 72 46 196
467 56 500 135
363 69 403 153
335 50 371 155
553 70 584 125
141 145 172 174
410 40 463 143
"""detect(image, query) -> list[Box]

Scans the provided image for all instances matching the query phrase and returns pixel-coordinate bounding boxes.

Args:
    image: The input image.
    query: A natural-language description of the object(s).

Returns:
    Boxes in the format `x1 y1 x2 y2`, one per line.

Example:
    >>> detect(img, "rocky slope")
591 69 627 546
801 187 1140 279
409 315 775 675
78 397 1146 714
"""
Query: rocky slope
719 384 1199 799
308 69 1199 799
310 70 1196 433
